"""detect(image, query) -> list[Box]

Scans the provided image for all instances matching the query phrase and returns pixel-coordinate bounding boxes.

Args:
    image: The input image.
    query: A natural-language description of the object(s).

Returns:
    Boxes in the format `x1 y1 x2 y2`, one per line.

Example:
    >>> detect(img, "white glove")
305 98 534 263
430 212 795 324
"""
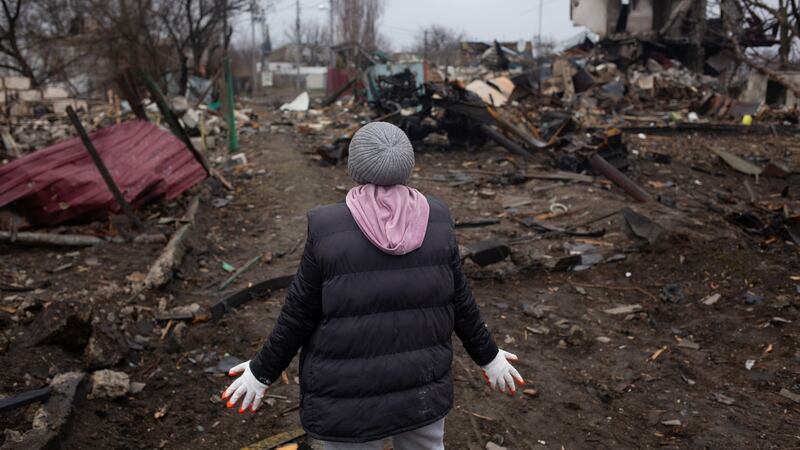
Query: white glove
222 360 269 413
481 349 524 395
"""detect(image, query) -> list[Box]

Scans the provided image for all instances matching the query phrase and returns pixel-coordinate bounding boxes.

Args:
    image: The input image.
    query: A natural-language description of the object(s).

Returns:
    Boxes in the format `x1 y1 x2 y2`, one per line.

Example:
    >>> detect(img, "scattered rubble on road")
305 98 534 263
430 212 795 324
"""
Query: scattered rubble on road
1 3 800 448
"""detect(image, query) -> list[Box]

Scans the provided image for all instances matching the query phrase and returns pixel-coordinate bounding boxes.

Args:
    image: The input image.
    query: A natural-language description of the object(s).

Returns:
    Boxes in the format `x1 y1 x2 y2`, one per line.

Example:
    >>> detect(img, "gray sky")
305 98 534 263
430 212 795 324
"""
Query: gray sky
236 0 583 51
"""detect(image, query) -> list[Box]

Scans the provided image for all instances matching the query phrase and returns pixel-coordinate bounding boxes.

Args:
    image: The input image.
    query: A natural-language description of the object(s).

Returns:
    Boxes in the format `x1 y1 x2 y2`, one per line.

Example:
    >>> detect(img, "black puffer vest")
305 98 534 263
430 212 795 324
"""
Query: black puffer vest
250 196 498 442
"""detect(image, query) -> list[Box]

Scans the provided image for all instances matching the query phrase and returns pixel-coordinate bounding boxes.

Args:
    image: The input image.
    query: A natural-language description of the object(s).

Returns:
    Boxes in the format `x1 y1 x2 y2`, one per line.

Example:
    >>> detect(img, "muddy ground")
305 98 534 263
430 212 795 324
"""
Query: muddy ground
2 101 800 449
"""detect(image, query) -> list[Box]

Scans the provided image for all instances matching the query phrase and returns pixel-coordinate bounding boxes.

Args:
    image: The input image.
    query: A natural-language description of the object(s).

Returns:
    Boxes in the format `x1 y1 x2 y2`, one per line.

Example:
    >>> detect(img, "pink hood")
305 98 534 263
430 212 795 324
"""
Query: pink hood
345 184 430 255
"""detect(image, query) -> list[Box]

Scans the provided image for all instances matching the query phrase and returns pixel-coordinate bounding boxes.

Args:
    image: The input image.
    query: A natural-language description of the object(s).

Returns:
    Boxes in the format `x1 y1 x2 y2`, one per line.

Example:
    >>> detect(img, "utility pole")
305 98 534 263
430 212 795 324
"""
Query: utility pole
295 0 301 43
536 0 544 92
424 29 428 61
250 0 258 96
295 0 301 90
329 0 335 66
537 0 543 53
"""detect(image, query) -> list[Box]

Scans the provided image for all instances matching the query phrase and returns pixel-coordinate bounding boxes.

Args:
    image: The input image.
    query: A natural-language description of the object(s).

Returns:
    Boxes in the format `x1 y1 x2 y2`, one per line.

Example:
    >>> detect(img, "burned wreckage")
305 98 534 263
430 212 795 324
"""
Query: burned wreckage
314 0 799 208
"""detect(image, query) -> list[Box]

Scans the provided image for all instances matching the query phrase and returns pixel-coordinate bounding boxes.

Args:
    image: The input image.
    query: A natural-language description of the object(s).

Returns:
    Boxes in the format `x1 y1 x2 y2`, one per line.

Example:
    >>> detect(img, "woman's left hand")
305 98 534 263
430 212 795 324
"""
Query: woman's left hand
481 349 524 395
222 360 269 413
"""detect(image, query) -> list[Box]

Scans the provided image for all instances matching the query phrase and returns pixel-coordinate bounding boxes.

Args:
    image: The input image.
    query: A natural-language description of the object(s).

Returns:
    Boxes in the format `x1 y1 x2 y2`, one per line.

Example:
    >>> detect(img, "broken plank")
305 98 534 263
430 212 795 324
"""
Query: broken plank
0 231 105 247
779 388 800 404
138 70 211 176
143 196 200 289
66 106 143 232
455 218 501 229
517 218 605 237
240 426 306 450
524 171 595 183
604 304 643 315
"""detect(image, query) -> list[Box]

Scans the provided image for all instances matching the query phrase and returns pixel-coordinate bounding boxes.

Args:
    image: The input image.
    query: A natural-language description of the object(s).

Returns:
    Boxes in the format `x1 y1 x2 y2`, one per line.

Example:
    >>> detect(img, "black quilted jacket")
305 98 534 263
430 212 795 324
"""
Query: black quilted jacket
249 196 499 442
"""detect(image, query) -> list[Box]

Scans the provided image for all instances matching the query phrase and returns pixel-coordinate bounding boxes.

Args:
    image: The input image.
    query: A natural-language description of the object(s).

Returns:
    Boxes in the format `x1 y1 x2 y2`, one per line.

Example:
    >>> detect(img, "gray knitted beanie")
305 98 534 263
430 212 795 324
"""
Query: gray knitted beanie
347 122 415 185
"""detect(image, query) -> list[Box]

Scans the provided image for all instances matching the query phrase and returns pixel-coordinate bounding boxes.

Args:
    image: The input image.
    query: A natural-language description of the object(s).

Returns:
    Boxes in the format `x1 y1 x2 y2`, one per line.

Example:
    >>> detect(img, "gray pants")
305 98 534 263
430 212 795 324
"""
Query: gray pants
321 418 445 450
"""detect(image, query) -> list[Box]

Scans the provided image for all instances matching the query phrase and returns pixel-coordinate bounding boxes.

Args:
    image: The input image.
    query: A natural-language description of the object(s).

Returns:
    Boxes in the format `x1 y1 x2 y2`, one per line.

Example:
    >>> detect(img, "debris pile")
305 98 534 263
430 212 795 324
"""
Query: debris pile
0 120 206 229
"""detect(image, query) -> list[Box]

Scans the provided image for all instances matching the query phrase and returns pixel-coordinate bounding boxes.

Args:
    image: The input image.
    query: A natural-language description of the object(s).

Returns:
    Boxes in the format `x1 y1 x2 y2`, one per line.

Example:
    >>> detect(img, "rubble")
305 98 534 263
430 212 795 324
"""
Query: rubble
32 300 93 351
88 370 130 399
280 92 310 112
1 3 799 448
84 323 127 370
142 195 200 290
1 372 85 450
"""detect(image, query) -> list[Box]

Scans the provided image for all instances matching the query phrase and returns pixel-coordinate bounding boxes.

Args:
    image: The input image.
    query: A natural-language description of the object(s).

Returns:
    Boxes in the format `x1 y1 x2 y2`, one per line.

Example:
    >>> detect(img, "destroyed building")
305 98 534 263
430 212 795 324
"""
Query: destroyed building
570 0 779 74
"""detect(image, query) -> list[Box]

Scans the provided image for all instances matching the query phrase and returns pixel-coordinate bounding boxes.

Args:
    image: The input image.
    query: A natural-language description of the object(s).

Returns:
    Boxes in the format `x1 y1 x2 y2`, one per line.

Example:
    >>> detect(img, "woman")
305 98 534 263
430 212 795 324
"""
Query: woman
222 122 523 449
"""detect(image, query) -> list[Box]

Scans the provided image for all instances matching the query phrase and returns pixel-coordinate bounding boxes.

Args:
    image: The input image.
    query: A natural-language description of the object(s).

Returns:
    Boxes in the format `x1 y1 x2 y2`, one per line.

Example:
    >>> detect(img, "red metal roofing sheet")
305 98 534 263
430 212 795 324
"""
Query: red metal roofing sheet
0 120 206 227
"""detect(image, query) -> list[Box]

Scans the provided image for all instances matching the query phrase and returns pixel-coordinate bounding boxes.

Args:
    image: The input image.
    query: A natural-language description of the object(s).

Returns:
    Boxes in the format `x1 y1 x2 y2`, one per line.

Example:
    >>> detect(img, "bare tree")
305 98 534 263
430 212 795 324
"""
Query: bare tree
83 0 172 92
413 24 463 66
0 1 36 83
282 19 329 65
737 0 800 64
715 0 800 95
157 0 247 94
0 0 81 87
335 0 386 50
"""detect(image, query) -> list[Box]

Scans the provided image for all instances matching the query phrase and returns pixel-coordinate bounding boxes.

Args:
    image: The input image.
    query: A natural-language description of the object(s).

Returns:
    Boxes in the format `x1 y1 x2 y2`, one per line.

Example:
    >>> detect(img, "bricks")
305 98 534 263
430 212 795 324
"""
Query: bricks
52 99 88 115
52 99 74 114
43 86 69 99
9 102 31 117
3 76 31 90
17 89 42 102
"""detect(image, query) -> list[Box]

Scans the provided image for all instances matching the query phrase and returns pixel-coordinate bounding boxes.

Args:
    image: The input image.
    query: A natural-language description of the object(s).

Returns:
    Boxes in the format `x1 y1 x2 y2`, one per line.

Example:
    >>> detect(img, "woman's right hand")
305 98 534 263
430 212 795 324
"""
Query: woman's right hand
221 360 269 413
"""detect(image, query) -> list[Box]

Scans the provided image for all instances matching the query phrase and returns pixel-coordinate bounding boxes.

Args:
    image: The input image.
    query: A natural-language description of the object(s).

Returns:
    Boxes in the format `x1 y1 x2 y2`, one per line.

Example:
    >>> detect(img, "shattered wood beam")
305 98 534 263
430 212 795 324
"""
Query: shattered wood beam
0 231 106 246
240 426 306 450
589 154 652 203
478 124 532 157
323 77 358 107
66 106 143 233
114 69 147 121
659 0 694 36
0 232 168 247
143 195 200 289
486 107 551 151
138 70 212 176
620 123 797 135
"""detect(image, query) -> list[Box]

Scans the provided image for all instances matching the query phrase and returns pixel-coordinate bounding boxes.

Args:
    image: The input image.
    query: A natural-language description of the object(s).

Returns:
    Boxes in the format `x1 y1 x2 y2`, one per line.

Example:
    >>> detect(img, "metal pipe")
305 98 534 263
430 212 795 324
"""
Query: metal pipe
478 124 532 157
589 153 652 203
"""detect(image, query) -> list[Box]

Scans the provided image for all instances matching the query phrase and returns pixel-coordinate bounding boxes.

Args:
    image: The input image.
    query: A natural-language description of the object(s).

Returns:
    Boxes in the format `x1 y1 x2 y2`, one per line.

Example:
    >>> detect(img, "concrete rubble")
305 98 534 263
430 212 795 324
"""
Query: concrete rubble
87 370 130 400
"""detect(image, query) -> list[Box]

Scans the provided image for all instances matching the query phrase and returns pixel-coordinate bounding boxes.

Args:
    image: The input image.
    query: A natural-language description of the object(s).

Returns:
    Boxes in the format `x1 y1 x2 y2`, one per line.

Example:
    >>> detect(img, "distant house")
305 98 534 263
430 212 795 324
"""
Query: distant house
262 44 329 91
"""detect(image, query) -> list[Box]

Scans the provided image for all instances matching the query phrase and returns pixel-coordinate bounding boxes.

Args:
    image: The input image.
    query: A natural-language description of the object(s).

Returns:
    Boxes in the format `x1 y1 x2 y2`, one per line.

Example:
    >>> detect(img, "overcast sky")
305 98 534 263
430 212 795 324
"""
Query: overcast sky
234 0 583 51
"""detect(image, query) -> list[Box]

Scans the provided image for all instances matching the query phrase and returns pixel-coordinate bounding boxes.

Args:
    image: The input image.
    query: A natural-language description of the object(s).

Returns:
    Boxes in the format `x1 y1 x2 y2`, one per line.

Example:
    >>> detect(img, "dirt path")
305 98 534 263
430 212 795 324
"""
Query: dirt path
2 104 799 449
